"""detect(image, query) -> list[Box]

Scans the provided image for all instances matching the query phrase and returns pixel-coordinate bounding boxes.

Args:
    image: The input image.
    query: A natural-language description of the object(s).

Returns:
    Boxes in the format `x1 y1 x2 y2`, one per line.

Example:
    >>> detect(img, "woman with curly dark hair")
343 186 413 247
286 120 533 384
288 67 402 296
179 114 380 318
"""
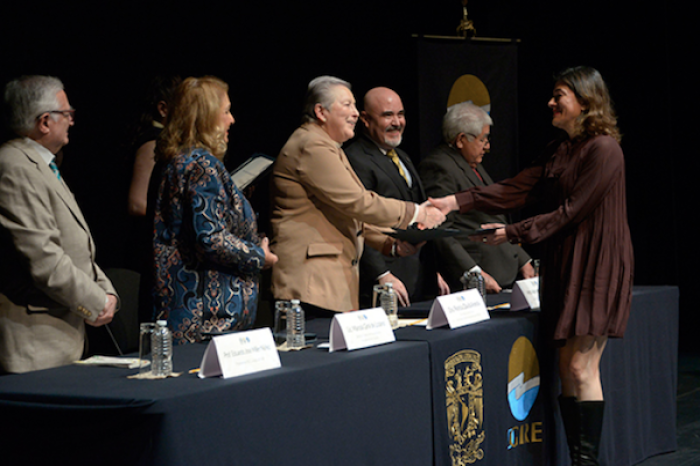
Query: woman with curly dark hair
430 66 633 465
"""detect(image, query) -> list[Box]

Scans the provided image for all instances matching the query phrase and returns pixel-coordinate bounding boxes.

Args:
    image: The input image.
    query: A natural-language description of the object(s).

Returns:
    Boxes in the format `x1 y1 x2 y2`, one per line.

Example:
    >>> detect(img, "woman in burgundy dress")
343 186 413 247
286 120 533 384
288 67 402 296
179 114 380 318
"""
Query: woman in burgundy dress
431 66 633 466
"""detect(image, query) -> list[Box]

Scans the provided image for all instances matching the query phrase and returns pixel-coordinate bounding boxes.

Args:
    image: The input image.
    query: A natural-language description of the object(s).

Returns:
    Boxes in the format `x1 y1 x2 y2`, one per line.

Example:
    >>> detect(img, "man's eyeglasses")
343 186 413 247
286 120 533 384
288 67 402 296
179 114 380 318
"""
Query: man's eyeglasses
36 109 76 121
466 133 491 145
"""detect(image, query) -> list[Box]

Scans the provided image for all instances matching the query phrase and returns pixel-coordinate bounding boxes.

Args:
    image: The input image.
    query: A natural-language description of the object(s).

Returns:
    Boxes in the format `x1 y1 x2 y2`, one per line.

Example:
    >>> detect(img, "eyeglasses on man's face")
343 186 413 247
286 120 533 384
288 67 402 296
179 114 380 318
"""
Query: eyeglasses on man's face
465 132 491 145
36 109 76 121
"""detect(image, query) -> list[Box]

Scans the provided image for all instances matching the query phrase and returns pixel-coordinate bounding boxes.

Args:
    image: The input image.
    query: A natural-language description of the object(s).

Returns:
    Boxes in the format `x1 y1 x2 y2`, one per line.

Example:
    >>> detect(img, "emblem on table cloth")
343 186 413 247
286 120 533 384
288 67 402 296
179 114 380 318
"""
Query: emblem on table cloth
445 349 485 464
507 337 540 421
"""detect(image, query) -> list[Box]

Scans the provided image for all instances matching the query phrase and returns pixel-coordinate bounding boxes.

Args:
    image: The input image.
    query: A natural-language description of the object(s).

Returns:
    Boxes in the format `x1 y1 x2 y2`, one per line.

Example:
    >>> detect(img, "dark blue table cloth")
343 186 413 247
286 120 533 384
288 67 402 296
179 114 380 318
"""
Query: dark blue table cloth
0 339 433 466
0 286 678 466
309 286 679 466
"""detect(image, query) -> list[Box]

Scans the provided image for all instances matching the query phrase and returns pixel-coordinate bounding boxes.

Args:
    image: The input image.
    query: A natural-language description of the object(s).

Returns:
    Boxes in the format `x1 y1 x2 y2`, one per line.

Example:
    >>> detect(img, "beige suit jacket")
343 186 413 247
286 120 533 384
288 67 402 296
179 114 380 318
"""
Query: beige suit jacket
270 123 414 312
0 138 117 373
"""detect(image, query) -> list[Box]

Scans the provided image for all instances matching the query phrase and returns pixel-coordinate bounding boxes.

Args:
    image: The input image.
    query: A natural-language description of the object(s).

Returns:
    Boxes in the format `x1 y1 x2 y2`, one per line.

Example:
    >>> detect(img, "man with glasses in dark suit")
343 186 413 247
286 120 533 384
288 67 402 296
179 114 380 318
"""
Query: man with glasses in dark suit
419 101 535 293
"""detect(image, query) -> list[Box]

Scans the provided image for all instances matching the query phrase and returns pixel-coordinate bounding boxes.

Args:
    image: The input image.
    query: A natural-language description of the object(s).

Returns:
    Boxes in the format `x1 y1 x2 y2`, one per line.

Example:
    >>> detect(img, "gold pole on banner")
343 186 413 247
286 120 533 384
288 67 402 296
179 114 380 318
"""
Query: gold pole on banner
412 35 520 44
411 1 521 43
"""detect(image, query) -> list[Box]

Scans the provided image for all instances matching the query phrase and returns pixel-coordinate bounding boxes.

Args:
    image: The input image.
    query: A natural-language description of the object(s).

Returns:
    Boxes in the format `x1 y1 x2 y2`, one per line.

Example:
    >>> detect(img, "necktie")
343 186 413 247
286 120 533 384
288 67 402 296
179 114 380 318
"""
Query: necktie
49 158 61 181
386 149 408 183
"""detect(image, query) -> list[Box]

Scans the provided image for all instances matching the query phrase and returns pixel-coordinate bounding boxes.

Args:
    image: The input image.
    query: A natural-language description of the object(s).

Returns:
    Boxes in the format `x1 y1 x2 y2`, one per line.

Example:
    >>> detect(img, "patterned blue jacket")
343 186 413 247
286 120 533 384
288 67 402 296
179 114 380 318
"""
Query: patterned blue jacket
152 148 264 344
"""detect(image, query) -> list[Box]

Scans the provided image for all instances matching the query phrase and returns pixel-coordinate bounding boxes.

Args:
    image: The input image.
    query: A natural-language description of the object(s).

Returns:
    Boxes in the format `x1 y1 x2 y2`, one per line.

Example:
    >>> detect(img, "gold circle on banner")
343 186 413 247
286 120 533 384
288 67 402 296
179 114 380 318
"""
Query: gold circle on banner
447 75 491 109
508 336 539 383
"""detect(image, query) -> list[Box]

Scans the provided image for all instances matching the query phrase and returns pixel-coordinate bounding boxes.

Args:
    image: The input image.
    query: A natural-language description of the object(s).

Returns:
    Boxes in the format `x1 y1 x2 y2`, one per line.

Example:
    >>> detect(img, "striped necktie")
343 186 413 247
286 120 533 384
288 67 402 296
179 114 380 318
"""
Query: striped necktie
386 149 408 183
49 158 61 180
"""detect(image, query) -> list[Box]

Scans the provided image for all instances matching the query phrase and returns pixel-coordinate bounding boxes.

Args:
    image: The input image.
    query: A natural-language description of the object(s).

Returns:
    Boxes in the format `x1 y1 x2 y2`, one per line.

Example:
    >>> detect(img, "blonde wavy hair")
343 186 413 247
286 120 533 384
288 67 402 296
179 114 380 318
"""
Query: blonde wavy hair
155 76 229 162
555 66 621 143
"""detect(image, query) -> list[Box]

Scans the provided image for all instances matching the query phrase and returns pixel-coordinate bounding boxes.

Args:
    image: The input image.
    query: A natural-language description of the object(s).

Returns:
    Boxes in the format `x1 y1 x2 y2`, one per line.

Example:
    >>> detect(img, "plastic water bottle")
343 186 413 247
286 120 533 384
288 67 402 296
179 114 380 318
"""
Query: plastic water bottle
461 267 486 303
286 299 306 349
380 282 399 329
151 320 173 377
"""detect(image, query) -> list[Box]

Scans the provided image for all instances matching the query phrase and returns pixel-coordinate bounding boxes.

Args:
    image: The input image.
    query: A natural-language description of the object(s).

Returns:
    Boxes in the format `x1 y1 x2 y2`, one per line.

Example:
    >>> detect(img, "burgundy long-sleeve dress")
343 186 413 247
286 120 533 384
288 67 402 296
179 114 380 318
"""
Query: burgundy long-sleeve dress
456 135 634 343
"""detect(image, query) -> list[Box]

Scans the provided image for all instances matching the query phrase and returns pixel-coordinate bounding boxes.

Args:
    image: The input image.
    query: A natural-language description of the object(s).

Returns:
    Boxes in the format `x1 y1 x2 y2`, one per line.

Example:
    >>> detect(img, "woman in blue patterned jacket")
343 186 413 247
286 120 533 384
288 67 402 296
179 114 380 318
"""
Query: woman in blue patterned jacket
151 76 277 344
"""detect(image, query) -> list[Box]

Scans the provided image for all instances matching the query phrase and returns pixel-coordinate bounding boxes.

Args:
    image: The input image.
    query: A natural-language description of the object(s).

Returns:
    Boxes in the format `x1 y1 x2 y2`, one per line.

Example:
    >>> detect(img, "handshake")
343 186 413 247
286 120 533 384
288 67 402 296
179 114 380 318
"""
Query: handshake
414 195 459 230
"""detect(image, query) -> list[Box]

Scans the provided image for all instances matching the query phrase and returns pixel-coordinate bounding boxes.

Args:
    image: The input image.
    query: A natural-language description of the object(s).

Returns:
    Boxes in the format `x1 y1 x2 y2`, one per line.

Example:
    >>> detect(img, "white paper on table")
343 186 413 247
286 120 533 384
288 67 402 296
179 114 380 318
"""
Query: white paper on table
198 328 281 379
75 356 143 369
427 289 490 330
510 278 540 311
329 308 395 352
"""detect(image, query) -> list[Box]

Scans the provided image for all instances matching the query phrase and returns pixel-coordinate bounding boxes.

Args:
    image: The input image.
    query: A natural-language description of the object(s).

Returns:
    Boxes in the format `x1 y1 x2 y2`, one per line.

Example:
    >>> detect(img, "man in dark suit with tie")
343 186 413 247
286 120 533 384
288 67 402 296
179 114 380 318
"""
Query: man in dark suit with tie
0 75 118 373
419 101 535 293
345 87 449 307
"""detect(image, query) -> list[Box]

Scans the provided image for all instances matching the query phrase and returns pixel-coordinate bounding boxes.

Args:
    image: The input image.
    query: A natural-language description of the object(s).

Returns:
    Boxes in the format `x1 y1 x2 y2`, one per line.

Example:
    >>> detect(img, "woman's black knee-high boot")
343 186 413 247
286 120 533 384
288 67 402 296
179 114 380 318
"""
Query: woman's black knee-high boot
577 400 604 466
558 396 580 464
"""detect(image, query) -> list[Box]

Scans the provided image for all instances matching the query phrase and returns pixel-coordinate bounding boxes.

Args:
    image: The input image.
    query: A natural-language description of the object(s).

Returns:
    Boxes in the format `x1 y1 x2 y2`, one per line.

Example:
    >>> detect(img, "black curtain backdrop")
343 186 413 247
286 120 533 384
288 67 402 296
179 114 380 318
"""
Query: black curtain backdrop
415 38 519 183
0 0 694 348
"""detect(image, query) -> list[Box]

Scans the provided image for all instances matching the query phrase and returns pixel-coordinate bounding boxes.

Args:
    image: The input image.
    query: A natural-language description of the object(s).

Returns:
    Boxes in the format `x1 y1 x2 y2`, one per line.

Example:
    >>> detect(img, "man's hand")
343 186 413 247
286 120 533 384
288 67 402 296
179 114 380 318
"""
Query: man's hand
416 201 446 229
86 294 117 327
520 261 536 279
437 273 451 296
379 273 410 307
482 270 502 294
426 195 459 216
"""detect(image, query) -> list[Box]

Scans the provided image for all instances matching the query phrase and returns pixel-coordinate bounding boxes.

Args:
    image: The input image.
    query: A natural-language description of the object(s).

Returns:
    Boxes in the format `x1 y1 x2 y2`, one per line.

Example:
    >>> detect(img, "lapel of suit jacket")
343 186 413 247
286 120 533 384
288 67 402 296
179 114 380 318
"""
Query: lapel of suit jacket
475 164 494 186
396 147 427 200
308 124 365 250
360 136 416 200
444 144 486 188
14 139 92 234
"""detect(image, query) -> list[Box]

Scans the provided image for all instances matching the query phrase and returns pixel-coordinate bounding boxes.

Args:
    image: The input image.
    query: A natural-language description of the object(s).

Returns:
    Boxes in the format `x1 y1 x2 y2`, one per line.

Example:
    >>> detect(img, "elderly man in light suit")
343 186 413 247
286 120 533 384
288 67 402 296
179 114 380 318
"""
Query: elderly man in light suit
0 75 118 373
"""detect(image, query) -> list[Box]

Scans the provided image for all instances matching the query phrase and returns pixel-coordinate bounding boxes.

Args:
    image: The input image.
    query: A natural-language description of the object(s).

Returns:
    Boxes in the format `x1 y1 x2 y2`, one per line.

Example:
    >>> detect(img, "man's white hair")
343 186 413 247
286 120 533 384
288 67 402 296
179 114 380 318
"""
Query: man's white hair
4 75 64 136
442 101 493 144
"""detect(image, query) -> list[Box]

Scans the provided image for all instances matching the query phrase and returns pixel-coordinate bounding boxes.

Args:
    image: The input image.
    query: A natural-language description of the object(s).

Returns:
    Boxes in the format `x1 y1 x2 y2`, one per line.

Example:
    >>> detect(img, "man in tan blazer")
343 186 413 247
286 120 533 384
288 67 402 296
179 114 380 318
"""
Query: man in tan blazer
270 76 445 314
0 76 118 373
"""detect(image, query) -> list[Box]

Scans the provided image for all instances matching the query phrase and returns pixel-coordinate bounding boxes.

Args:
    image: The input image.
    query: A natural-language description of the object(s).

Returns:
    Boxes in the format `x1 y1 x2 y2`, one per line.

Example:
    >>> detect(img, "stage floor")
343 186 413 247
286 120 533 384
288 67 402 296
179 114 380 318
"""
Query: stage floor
637 349 700 466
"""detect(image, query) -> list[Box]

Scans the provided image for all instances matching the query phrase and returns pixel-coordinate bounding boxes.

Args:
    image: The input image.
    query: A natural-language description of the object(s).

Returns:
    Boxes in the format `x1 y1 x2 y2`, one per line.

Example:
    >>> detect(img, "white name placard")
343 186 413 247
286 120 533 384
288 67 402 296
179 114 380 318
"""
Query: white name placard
510 278 541 311
198 328 281 379
329 308 396 353
427 289 490 330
